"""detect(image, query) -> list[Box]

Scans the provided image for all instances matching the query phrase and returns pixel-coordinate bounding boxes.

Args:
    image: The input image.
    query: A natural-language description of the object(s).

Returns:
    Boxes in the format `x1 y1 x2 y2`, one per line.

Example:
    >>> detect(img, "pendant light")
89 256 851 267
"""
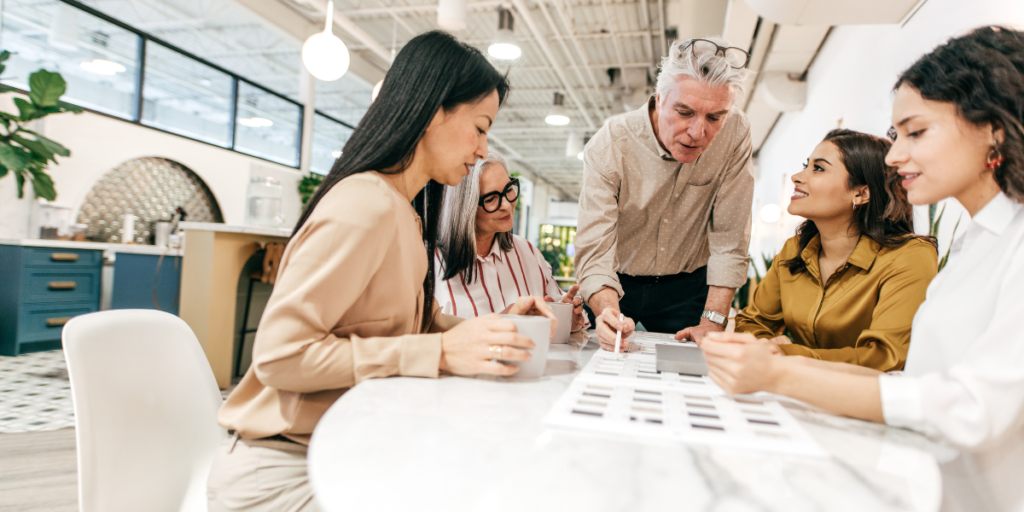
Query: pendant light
545 92 570 126
437 0 467 31
301 0 350 82
565 132 583 158
488 7 521 60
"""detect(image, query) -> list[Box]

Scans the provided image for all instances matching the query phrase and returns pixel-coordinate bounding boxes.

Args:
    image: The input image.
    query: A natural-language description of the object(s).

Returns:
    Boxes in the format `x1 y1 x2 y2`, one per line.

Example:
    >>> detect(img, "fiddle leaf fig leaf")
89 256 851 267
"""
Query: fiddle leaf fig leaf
11 134 55 163
28 167 56 201
0 141 31 171
14 97 41 121
34 134 71 158
28 69 66 107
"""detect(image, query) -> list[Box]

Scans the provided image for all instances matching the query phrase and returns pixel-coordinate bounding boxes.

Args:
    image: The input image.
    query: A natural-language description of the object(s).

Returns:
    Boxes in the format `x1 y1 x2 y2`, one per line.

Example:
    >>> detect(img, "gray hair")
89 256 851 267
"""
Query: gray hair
437 151 514 283
656 37 750 103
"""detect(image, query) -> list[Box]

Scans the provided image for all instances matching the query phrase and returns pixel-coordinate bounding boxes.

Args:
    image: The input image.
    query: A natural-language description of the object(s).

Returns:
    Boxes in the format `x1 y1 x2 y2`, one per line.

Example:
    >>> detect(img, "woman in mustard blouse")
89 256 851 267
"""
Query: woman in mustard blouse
735 129 937 371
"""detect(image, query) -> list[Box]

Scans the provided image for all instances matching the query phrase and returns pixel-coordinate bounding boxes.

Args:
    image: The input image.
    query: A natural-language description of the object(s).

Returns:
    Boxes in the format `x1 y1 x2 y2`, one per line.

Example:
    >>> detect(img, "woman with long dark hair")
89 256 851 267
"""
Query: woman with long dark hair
732 129 937 370
208 31 554 512
700 27 1024 509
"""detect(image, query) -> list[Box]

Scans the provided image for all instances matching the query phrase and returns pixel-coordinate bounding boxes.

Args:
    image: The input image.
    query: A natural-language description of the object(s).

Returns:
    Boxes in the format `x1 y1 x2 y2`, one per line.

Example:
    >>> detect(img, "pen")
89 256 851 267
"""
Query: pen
614 313 624 354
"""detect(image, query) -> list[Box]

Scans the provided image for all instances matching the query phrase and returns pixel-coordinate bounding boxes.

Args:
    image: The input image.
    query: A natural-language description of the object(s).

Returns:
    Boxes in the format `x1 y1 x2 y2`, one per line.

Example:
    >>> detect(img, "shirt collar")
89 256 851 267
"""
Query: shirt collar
799 234 880 273
846 235 881 271
476 235 506 263
971 192 1019 236
642 95 677 162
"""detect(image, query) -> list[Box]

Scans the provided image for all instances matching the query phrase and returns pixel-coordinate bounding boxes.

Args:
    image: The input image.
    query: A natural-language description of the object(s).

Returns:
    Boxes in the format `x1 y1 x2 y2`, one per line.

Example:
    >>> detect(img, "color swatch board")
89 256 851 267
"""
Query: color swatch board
544 333 825 456
580 338 721 393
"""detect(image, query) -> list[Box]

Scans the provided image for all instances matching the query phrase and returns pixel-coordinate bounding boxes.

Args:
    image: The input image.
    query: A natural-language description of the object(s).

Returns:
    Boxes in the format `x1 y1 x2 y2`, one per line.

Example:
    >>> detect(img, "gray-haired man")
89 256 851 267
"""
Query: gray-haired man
575 38 755 350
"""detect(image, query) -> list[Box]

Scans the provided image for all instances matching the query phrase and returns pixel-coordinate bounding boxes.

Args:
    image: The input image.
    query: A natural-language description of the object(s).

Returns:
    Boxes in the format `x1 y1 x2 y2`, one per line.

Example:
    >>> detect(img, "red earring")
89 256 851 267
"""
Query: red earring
986 148 1005 169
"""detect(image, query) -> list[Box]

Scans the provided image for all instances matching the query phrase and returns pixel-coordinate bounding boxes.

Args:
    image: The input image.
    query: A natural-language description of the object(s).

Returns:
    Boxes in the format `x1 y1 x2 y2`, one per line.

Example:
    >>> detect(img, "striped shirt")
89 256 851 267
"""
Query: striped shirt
434 234 567 318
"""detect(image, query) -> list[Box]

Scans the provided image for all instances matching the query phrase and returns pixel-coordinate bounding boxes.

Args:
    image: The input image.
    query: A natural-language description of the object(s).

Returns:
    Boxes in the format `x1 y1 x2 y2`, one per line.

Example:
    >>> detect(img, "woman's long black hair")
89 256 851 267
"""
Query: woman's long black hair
293 31 510 330
784 129 931 275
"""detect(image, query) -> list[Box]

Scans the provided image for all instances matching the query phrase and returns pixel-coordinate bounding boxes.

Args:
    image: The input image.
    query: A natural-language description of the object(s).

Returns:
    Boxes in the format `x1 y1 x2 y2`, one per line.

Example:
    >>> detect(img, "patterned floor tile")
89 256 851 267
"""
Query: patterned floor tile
0 350 75 433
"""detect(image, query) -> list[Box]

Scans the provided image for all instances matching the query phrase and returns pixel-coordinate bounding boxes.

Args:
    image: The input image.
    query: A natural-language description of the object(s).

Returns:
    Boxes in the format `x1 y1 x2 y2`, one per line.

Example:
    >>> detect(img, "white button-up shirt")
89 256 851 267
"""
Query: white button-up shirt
879 192 1024 511
434 234 567 318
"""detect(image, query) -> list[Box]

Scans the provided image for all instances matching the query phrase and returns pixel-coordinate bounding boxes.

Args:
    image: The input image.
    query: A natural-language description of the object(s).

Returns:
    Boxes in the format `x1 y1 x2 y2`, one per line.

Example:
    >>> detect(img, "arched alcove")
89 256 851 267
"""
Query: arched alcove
76 157 223 243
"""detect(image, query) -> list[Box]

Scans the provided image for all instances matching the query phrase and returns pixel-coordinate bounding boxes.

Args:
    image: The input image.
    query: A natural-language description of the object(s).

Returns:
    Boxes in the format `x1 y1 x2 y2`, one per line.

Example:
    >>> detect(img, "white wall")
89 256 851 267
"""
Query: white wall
750 0 1024 266
0 95 303 239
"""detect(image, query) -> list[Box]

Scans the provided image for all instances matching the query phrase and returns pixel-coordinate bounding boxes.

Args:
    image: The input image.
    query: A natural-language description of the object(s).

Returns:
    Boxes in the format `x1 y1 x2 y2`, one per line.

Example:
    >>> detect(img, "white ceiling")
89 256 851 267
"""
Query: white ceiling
59 0 848 197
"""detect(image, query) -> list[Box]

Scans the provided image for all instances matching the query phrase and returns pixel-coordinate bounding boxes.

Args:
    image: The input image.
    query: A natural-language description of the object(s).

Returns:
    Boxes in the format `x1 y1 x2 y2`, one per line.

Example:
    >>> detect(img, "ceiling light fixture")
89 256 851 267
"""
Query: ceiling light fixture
759 203 781 223
488 7 521 60
545 92 570 126
301 0 350 82
372 79 384 102
80 59 125 75
566 132 583 158
238 117 273 128
437 0 467 30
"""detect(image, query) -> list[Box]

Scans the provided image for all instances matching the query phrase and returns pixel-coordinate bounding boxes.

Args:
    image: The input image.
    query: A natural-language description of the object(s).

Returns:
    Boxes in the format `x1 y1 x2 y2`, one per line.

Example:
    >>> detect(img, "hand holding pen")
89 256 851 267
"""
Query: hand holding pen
596 307 635 352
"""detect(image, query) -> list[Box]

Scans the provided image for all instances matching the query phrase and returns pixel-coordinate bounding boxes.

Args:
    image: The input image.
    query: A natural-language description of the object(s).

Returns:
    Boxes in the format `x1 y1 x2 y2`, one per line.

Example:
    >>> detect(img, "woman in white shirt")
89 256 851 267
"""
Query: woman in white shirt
698 26 1024 510
435 152 588 330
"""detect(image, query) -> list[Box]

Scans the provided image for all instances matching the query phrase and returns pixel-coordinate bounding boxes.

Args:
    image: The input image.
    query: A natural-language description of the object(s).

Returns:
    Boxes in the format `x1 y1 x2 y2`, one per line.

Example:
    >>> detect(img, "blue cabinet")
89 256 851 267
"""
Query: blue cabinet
0 246 102 356
110 253 182 315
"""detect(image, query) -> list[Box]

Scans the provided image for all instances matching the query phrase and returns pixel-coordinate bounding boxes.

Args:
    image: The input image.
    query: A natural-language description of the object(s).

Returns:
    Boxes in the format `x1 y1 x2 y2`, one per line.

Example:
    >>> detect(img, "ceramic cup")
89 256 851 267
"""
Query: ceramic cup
546 302 572 344
499 314 551 378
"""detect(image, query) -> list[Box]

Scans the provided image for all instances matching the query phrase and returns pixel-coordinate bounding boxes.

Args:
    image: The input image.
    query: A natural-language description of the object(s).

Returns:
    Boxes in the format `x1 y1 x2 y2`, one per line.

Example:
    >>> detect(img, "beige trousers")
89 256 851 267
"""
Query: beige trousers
207 434 321 512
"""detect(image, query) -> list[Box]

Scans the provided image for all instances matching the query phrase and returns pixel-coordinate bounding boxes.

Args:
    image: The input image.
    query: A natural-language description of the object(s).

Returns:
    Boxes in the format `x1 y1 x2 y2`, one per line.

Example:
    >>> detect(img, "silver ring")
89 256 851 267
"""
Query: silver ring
489 345 503 359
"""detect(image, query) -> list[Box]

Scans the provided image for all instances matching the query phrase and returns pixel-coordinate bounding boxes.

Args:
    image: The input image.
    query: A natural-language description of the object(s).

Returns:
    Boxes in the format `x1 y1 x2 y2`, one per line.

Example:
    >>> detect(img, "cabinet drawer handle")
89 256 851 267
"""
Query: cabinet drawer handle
51 253 79 262
46 317 72 327
49 281 77 290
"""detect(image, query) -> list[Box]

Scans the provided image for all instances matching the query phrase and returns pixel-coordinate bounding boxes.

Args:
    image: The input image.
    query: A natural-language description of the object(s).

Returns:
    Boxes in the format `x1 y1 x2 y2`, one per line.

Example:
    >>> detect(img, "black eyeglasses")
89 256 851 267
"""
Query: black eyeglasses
683 38 750 69
478 178 520 213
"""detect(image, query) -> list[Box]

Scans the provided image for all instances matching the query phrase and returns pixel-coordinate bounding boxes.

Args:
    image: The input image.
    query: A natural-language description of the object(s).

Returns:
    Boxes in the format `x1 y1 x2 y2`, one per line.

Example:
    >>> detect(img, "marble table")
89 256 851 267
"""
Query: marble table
308 334 962 512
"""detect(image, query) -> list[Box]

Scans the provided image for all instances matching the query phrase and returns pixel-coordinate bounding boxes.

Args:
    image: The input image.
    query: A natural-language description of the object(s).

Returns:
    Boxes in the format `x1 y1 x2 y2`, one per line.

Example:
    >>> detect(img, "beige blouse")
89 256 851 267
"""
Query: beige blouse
218 171 461 444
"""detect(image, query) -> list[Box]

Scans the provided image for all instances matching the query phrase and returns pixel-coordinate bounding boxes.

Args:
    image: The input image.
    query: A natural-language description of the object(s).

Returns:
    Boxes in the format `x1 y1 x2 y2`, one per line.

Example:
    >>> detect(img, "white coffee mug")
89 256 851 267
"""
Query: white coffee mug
499 314 551 378
546 302 572 344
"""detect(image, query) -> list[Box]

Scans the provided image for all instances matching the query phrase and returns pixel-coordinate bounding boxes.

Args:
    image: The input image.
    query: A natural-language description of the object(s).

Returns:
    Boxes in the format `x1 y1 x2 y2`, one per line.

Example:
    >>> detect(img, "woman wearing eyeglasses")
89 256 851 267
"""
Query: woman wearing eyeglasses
434 152 588 331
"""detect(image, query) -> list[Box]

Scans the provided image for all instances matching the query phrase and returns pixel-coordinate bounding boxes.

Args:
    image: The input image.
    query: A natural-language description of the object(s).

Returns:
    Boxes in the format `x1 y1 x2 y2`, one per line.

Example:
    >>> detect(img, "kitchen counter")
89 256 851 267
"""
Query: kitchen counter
0 238 182 257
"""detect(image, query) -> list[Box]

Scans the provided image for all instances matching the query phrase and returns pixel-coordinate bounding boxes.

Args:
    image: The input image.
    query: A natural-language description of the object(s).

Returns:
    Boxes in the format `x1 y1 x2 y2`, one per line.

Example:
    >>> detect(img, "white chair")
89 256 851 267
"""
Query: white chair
63 309 227 512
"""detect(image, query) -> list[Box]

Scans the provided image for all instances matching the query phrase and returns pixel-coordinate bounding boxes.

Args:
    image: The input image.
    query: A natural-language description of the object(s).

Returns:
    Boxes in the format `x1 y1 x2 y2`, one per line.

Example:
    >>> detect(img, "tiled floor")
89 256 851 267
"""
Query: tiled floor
0 351 75 433
0 350 236 434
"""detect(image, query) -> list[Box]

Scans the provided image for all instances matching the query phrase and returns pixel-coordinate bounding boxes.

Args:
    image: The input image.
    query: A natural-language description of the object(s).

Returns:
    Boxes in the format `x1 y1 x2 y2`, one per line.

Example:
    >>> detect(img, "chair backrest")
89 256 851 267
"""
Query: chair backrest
63 309 227 512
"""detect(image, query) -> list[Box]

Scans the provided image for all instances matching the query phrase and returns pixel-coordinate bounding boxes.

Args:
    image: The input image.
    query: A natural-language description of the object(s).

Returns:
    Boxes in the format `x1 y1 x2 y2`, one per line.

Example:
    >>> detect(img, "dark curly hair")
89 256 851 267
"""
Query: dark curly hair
894 26 1024 204
785 129 928 275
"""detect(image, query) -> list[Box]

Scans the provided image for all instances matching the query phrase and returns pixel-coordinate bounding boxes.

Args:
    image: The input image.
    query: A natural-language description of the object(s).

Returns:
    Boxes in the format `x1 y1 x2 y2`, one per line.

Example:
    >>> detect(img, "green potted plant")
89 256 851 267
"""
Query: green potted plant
0 50 82 200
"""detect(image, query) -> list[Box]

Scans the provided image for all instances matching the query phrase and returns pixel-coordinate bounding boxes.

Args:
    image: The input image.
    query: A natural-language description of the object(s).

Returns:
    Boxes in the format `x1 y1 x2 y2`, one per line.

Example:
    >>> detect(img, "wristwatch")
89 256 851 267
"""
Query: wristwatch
701 310 728 329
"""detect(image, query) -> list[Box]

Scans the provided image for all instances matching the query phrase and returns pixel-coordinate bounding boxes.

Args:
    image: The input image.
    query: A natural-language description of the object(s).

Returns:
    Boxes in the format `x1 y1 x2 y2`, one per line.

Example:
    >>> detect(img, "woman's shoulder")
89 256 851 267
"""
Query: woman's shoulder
878 236 939 273
311 173 400 222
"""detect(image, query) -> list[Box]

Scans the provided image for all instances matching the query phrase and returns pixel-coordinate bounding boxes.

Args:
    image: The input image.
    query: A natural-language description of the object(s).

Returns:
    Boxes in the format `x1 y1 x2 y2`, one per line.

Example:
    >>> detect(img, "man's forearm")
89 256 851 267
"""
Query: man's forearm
705 286 735 316
587 287 620 315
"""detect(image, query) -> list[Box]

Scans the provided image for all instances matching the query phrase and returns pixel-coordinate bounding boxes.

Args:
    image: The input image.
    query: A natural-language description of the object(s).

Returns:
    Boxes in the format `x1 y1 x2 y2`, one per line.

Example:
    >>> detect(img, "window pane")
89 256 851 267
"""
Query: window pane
141 42 232 146
0 0 139 119
315 73 372 127
311 113 353 175
235 82 301 167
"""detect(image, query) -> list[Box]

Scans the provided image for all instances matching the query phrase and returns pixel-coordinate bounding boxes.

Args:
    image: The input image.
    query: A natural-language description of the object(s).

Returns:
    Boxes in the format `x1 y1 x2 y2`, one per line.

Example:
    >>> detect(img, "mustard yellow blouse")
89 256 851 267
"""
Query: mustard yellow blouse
735 234 937 371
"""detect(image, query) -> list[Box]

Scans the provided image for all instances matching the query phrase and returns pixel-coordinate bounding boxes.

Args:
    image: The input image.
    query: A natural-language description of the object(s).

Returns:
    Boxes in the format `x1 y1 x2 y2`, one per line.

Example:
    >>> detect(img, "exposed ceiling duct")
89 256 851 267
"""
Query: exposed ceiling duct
744 0 922 26
758 71 806 112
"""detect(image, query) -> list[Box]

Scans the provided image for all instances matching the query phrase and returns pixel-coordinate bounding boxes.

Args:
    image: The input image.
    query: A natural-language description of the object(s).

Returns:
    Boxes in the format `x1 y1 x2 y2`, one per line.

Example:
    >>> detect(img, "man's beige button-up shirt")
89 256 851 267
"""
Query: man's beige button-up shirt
575 96 755 302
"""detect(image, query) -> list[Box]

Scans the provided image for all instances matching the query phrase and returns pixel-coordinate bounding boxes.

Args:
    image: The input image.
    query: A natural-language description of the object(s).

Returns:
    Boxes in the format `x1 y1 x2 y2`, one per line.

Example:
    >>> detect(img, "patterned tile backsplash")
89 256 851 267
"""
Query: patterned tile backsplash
76 157 223 243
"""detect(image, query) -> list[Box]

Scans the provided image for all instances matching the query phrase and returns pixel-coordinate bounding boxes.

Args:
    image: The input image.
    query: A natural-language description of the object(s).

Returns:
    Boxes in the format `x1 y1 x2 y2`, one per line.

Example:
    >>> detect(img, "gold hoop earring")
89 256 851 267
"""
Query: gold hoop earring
986 146 1005 169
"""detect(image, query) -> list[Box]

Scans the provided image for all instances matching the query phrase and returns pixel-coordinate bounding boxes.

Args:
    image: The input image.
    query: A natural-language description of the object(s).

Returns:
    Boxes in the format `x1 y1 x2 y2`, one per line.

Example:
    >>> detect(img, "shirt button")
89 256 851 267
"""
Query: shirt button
660 248 665 251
